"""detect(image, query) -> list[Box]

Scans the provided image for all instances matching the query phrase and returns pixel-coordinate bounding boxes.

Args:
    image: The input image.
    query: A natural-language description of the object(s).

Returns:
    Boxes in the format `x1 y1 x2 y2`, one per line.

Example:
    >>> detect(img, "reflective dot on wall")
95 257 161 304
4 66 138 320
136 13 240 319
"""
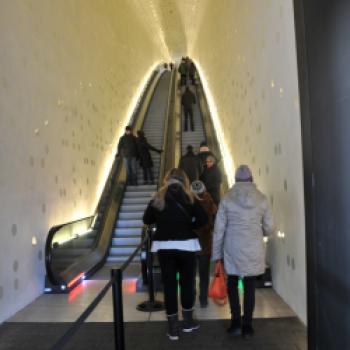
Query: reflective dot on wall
0 286 3 299
13 260 19 272
14 278 19 291
32 236 37 245
44 120 49 126
291 257 295 270
34 128 39 135
11 224 17 236
38 250 43 261
284 179 288 192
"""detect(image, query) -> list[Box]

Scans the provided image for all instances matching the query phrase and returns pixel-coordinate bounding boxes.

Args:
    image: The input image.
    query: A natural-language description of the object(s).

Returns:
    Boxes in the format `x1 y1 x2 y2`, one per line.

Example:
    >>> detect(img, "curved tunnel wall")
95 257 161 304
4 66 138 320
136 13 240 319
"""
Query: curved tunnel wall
190 0 306 322
0 0 166 322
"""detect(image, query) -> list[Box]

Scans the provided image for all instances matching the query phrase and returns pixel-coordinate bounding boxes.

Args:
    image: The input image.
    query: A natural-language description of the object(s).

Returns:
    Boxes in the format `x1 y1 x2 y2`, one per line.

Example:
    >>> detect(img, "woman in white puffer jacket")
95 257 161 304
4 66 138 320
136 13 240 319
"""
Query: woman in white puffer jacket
212 164 274 338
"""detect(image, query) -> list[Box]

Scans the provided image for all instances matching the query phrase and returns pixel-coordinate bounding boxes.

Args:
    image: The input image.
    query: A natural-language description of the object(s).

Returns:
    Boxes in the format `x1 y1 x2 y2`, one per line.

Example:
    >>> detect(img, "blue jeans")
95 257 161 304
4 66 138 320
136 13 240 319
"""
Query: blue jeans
124 157 138 185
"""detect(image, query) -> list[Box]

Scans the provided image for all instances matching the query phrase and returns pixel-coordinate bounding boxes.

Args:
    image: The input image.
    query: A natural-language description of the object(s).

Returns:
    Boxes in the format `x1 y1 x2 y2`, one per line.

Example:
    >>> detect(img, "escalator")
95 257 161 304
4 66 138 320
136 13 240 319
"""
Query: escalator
106 72 171 265
45 67 176 292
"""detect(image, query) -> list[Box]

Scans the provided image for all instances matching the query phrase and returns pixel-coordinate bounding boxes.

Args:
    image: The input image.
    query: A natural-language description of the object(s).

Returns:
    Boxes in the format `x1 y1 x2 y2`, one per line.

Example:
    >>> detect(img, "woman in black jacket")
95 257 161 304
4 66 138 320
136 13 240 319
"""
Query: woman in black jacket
136 130 162 185
143 168 208 341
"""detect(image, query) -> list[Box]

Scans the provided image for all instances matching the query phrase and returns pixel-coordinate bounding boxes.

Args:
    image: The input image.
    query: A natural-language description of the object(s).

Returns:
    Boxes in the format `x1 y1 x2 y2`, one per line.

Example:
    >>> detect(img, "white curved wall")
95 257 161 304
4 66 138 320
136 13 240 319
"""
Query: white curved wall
190 0 307 323
0 0 166 322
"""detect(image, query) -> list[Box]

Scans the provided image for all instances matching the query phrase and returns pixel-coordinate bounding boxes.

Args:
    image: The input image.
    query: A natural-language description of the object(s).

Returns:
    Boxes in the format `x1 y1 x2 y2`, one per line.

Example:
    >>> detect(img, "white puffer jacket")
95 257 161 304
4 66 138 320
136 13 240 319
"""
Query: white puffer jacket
212 182 274 276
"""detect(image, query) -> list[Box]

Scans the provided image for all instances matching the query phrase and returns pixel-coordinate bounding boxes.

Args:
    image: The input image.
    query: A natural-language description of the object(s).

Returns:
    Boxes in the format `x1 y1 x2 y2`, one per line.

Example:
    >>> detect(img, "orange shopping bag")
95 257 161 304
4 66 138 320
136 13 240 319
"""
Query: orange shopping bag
208 260 228 306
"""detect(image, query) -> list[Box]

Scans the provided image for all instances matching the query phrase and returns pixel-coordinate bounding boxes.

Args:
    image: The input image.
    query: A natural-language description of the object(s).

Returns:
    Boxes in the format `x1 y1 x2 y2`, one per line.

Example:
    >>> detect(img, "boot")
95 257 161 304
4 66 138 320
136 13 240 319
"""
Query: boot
182 308 200 332
226 317 241 335
167 314 180 341
242 324 254 339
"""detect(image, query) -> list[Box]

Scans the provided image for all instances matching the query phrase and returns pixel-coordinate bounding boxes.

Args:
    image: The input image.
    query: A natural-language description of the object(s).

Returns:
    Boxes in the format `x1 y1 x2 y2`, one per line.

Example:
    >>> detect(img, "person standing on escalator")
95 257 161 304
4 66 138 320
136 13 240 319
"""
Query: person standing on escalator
116 126 138 186
136 130 162 185
181 86 196 132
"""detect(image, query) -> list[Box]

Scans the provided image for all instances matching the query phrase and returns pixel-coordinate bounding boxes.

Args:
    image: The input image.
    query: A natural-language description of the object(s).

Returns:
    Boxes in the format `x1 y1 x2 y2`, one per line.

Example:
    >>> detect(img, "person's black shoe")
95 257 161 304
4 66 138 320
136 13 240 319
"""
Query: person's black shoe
241 324 254 339
200 301 208 308
226 318 241 336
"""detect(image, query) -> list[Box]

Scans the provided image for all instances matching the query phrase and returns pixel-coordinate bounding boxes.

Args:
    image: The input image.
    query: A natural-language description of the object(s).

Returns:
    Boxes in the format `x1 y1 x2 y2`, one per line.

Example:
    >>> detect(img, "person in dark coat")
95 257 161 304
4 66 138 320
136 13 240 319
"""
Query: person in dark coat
143 168 208 341
199 155 222 205
136 130 162 185
178 58 188 86
198 141 218 168
181 87 196 131
178 145 202 183
191 180 217 307
117 126 138 185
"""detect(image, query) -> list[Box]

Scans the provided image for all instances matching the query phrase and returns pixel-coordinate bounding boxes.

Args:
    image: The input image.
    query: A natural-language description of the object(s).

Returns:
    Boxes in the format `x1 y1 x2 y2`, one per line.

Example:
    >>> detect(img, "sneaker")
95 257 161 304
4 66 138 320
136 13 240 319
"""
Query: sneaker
182 309 200 332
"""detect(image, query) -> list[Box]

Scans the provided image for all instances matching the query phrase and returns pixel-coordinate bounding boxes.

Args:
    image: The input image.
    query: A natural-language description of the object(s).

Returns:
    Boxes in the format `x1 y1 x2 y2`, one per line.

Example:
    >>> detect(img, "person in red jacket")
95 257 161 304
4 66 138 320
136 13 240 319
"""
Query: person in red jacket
191 180 217 307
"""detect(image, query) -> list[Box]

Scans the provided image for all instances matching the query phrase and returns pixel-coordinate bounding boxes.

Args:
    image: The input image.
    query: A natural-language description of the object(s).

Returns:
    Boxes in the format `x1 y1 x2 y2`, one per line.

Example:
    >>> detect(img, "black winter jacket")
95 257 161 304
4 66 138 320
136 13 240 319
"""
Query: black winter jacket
178 151 202 183
181 90 196 110
136 136 161 168
199 164 222 204
143 184 208 241
117 134 138 158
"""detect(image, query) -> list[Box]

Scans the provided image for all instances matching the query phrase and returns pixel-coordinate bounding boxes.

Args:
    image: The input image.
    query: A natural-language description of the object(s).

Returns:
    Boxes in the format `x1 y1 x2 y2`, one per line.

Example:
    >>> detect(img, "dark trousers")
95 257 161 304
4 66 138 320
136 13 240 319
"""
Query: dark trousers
180 74 187 86
194 254 211 304
227 275 256 325
183 108 194 131
142 166 154 184
123 157 137 185
158 250 196 315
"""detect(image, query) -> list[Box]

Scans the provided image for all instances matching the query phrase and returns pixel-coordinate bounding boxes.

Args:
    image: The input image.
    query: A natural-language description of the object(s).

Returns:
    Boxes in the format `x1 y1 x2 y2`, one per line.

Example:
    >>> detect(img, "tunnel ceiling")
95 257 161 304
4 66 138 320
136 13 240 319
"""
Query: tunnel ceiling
131 0 208 58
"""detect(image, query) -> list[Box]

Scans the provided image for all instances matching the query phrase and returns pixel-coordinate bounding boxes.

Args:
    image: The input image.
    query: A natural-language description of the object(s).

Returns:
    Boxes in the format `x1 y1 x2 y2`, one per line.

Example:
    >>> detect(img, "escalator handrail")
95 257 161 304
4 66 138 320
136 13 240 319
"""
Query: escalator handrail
158 68 176 188
45 68 162 287
195 70 230 193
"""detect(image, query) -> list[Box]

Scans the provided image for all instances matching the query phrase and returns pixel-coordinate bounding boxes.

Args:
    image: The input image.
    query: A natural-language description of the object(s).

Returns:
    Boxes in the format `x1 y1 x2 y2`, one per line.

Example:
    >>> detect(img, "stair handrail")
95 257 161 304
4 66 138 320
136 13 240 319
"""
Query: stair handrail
158 68 176 188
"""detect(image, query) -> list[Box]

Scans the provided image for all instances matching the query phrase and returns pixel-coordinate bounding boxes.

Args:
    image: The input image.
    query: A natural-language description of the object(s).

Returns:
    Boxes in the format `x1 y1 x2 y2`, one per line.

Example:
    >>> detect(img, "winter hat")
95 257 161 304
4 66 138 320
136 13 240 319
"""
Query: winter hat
235 164 253 182
191 180 206 194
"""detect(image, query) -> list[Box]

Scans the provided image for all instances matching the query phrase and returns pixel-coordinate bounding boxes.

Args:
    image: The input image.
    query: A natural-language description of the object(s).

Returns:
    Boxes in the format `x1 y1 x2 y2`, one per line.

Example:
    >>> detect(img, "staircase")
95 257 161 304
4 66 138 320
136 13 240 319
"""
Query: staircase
106 71 171 265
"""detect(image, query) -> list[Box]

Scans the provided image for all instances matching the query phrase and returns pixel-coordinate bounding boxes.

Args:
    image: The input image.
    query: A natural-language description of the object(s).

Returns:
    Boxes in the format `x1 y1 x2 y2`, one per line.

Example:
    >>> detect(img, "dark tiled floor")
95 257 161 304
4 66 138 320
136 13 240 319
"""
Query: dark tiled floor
0 318 306 350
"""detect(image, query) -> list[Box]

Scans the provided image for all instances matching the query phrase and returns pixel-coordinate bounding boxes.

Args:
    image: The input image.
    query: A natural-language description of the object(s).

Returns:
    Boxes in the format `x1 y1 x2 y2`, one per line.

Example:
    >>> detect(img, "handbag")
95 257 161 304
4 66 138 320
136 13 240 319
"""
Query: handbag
208 260 228 306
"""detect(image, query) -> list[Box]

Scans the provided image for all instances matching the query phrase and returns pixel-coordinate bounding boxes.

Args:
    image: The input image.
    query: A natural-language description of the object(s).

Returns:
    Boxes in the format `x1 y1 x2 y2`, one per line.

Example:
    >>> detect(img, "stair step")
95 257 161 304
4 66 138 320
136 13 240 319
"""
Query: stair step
116 219 143 228
123 197 151 204
120 205 148 212
114 228 143 236
124 192 154 198
112 237 141 246
110 246 139 255
106 255 140 263
119 212 145 220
